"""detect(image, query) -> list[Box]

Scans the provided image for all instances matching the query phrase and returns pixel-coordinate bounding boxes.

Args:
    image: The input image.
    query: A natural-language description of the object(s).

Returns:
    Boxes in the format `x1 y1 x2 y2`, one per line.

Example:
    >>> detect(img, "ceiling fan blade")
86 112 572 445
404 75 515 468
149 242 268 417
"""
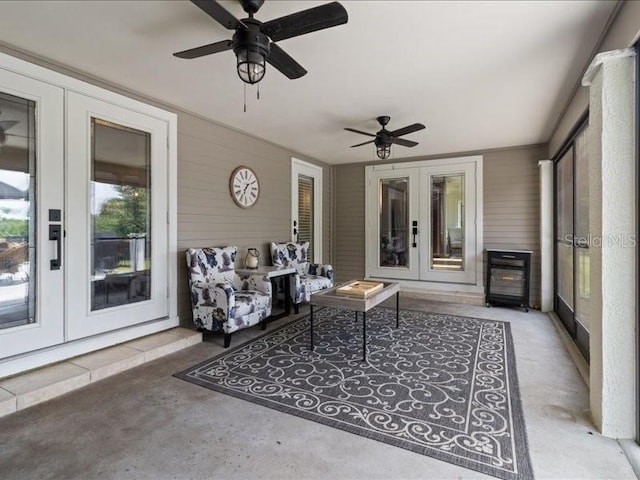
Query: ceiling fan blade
388 123 425 138
266 43 307 79
391 137 418 148
350 139 375 148
173 40 233 59
190 0 246 30
0 121 18 131
261 2 348 42
344 128 376 137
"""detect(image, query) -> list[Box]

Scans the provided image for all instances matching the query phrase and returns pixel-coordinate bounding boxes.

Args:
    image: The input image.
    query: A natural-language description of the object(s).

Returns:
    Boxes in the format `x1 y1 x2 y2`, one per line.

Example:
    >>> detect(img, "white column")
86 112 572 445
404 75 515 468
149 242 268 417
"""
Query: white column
538 160 554 312
582 48 636 438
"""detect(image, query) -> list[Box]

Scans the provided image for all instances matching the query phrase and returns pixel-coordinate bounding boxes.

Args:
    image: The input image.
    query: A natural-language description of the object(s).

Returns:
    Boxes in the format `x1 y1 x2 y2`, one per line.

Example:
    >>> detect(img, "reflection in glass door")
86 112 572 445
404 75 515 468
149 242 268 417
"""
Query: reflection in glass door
0 92 34 330
379 178 409 268
430 173 464 272
91 119 151 311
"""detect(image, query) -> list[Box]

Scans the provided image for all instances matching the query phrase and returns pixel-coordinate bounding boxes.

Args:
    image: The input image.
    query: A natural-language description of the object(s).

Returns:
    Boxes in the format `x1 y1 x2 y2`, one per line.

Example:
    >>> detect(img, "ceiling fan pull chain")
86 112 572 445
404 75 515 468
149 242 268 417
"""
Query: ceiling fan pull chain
257 83 260 101
244 83 247 113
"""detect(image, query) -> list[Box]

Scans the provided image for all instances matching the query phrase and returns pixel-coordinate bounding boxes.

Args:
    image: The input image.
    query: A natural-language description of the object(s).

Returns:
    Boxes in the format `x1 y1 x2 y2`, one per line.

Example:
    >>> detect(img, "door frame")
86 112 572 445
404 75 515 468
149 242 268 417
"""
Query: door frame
365 166 420 280
65 92 170 340
291 158 322 263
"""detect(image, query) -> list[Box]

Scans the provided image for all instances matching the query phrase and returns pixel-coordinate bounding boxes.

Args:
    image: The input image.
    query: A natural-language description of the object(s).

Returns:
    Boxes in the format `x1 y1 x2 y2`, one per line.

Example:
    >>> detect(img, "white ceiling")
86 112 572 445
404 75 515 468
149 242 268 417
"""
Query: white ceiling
0 1 618 164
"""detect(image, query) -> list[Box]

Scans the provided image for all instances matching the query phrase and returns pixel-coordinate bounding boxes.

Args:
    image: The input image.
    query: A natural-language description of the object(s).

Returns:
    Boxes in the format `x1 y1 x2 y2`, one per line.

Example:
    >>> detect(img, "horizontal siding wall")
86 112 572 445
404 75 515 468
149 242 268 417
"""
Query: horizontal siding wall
177 114 332 326
483 145 545 307
333 144 544 306
333 164 366 282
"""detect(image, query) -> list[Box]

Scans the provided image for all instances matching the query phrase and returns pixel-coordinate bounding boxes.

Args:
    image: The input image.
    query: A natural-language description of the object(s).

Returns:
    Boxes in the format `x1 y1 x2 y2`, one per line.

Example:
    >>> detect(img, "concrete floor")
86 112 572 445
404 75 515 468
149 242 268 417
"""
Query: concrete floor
0 299 636 480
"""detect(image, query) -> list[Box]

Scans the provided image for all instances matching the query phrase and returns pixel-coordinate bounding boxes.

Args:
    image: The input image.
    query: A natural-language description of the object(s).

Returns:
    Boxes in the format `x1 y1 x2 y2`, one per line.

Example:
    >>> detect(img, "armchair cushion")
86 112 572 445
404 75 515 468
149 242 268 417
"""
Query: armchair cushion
186 246 271 335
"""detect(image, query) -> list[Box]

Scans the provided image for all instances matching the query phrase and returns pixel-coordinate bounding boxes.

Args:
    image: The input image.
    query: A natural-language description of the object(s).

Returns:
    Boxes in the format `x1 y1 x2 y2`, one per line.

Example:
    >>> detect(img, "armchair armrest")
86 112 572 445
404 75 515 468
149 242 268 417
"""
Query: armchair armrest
190 279 235 322
309 263 334 282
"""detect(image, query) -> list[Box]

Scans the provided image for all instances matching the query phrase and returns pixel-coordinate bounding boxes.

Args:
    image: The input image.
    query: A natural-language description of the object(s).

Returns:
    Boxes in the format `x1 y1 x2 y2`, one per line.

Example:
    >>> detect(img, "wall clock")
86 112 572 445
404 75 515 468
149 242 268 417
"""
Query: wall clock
229 166 260 208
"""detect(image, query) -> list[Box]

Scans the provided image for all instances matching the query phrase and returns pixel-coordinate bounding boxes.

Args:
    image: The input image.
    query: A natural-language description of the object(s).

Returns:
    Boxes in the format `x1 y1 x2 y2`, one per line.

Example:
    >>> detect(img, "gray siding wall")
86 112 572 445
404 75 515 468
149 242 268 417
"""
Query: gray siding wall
177 113 332 326
333 164 366 282
333 145 544 306
483 145 544 306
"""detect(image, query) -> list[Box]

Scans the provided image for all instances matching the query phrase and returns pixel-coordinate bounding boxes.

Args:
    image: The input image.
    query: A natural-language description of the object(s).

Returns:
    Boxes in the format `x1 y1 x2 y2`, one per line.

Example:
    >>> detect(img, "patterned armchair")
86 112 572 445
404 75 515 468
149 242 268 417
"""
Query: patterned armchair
270 241 333 313
186 246 272 348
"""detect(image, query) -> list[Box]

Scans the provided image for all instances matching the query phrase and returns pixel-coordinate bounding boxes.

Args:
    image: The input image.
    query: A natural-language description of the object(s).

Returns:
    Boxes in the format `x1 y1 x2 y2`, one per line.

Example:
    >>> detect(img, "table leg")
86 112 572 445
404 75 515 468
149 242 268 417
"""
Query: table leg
310 304 314 351
355 311 358 322
396 291 400 328
284 274 291 315
362 311 367 362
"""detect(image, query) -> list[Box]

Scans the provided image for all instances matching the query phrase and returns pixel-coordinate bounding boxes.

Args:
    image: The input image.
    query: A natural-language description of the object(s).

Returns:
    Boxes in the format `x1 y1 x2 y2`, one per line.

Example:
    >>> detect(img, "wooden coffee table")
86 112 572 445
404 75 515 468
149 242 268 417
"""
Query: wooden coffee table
309 280 400 361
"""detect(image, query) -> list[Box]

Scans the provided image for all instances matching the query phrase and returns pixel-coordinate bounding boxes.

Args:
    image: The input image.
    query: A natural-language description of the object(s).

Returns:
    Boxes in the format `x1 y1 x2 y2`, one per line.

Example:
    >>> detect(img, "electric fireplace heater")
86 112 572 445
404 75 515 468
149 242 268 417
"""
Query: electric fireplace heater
485 250 532 312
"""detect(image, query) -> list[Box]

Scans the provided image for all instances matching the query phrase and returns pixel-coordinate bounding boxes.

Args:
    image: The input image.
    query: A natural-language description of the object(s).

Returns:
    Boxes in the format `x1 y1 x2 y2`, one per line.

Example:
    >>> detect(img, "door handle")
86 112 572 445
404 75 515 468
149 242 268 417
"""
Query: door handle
49 224 61 270
412 221 418 247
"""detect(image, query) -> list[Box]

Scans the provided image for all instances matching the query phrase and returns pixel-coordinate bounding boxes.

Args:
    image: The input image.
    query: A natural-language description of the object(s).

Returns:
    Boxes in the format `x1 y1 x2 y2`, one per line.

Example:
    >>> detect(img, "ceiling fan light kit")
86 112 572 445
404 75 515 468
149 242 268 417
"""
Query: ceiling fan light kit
233 19 269 84
345 116 426 160
175 0 349 87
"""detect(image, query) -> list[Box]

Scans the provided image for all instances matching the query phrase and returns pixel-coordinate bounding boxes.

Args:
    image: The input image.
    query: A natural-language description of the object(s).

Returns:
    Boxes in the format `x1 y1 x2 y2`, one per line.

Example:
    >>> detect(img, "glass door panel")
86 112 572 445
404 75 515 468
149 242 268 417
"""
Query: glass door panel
379 178 409 268
91 119 151 311
430 173 464 272
555 149 574 330
0 92 34 330
0 68 64 360
66 92 168 341
573 129 590 336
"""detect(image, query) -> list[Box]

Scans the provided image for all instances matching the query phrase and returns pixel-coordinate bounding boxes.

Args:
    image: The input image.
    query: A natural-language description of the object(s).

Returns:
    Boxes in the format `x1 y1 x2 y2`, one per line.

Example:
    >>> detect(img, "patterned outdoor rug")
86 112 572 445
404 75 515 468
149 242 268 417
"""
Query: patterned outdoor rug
176 307 533 480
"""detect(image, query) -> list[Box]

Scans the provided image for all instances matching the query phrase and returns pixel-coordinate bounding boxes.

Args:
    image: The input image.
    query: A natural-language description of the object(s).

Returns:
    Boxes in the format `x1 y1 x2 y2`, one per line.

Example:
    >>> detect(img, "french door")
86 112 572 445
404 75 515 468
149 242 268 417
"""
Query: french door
0 67 170 360
291 158 322 263
366 157 479 284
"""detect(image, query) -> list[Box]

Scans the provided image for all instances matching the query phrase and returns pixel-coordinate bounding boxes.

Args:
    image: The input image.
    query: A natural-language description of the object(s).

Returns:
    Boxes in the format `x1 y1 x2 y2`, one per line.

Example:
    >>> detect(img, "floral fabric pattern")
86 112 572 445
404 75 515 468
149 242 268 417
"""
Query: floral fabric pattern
186 246 271 334
270 241 333 305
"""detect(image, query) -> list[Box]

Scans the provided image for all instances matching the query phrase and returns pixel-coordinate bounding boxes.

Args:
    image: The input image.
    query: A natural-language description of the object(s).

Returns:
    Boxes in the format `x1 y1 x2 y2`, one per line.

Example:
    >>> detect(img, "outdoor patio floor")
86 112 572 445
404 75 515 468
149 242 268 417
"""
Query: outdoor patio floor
0 298 636 480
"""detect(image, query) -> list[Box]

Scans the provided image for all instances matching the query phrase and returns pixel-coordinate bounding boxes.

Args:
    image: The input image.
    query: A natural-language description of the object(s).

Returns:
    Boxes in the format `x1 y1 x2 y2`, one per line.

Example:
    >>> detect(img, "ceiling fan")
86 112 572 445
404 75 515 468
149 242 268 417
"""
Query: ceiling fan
174 0 348 85
345 116 426 159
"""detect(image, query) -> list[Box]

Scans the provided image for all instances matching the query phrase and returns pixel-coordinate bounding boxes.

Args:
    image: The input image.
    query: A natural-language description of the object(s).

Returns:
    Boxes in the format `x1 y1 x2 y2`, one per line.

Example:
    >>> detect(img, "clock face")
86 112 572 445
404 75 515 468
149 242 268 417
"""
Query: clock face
230 166 260 208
